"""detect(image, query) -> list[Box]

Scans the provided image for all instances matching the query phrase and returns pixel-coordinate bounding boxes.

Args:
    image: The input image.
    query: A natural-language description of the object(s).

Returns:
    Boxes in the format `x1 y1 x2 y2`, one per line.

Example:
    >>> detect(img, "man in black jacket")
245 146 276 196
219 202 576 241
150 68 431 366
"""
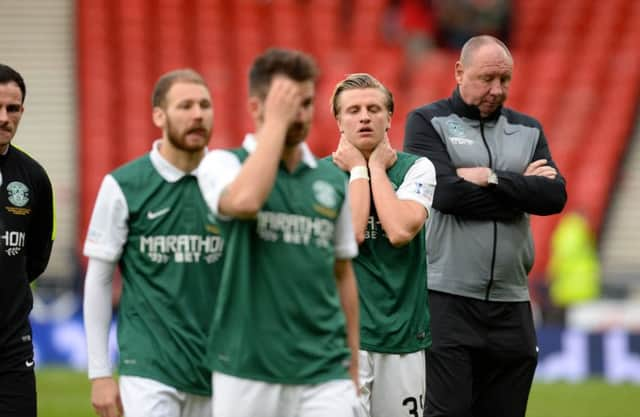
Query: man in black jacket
0 63 55 417
404 35 566 417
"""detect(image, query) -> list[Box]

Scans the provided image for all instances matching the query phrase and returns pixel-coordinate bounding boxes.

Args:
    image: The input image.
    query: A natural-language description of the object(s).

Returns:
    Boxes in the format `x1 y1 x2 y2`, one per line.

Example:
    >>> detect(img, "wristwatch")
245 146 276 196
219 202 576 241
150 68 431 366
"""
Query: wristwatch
488 169 499 186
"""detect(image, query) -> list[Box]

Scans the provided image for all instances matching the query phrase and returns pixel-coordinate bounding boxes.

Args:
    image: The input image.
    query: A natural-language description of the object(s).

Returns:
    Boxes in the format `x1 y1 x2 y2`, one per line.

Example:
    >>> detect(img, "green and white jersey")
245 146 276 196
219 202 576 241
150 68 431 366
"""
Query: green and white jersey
330 152 436 353
84 141 223 396
197 134 358 384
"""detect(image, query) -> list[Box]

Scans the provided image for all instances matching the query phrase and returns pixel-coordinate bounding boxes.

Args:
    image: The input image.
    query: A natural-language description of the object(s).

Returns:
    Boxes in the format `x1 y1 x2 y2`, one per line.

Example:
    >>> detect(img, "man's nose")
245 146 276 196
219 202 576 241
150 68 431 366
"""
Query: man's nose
0 107 8 123
489 79 504 95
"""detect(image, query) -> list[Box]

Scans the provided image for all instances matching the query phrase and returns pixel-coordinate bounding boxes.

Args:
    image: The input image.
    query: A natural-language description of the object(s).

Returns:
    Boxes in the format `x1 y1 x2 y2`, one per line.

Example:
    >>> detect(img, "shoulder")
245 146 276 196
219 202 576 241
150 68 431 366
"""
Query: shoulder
316 157 348 180
111 153 152 179
501 107 543 130
409 97 452 120
109 154 157 192
391 152 431 178
9 145 51 181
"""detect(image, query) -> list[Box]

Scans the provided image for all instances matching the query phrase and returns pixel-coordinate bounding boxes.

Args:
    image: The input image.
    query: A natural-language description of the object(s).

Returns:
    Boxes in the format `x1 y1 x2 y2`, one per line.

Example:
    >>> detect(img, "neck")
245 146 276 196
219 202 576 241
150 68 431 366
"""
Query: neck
159 140 205 172
0 143 8 155
281 143 303 172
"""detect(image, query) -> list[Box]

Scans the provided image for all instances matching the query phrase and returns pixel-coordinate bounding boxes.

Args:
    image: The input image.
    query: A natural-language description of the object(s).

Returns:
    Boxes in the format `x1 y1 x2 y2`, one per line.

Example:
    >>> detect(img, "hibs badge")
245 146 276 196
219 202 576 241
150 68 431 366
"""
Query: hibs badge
7 181 30 207
312 180 337 208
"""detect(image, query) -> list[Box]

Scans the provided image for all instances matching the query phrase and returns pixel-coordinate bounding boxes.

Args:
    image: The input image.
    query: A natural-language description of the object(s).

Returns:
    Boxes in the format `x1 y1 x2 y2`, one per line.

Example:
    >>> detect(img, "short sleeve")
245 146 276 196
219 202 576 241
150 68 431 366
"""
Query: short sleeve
196 150 242 217
396 157 436 215
83 175 129 261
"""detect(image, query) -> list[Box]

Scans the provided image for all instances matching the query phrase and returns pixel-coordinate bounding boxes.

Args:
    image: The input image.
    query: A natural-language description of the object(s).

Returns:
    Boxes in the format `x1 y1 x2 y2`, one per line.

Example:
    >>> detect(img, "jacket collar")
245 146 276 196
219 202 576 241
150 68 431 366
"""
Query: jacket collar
450 86 503 122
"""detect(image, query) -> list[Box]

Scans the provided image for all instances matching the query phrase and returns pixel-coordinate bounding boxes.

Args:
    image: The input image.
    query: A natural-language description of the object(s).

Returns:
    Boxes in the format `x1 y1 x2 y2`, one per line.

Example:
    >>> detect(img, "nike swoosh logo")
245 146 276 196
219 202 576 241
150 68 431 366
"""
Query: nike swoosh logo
25 360 34 367
147 208 171 220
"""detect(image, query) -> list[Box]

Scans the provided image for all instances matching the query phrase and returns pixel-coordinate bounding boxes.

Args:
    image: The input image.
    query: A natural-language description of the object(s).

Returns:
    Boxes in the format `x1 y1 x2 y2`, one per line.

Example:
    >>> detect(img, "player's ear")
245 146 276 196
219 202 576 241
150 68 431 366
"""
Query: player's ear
247 96 262 122
152 107 165 128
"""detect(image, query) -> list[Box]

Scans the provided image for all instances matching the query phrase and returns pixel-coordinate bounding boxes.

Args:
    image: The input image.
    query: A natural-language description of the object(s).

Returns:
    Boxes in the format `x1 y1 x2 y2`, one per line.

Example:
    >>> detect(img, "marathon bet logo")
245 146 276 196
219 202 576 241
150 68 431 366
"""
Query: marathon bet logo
139 234 224 264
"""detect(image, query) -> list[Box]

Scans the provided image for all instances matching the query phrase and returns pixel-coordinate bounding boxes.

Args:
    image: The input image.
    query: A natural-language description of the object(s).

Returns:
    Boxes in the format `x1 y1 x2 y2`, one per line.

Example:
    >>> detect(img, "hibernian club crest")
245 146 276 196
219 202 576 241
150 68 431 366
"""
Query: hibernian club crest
312 180 337 208
7 181 30 207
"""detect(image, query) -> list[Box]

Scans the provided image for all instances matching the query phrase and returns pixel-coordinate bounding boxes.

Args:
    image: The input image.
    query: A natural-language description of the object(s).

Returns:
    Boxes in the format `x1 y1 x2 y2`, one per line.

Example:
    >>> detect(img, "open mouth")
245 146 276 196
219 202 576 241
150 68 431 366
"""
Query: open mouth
358 127 373 134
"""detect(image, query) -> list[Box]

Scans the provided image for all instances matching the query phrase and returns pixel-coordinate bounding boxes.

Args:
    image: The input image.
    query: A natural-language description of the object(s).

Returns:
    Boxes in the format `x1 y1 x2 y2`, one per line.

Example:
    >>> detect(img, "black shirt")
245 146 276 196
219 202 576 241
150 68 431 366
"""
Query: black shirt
0 144 54 369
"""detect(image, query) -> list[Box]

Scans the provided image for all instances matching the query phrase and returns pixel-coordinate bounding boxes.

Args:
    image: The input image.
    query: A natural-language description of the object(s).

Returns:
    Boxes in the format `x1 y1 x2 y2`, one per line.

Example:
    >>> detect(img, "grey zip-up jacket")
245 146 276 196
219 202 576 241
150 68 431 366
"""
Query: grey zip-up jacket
403 88 567 301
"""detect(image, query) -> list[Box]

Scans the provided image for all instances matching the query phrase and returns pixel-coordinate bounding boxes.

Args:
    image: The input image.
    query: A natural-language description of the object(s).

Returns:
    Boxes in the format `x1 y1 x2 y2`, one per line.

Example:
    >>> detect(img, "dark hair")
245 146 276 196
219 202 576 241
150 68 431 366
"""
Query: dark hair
151 69 208 108
0 64 27 103
248 48 318 98
330 73 394 117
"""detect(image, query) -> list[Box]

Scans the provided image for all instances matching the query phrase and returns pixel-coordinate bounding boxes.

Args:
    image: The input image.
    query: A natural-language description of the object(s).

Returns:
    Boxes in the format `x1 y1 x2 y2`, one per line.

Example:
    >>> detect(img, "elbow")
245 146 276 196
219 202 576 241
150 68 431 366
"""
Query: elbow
355 230 366 245
432 192 458 214
225 194 263 219
386 229 414 248
537 187 568 216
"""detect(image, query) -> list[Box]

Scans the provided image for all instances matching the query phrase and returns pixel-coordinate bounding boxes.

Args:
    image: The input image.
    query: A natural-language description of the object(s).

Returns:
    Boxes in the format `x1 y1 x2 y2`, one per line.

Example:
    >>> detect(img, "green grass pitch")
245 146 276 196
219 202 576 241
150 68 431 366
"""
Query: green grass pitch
36 368 640 417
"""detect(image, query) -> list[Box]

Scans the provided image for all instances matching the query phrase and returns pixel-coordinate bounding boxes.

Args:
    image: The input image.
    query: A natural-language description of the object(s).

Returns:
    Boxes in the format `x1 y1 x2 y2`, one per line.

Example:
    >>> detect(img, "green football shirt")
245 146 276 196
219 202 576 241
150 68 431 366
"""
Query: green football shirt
86 151 224 396
197 136 358 384
328 152 435 353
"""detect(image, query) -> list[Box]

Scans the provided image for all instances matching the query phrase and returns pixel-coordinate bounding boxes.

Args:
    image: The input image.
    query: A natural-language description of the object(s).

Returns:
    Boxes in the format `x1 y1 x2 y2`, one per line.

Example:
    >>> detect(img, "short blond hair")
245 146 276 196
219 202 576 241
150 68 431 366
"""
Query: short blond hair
330 73 394 118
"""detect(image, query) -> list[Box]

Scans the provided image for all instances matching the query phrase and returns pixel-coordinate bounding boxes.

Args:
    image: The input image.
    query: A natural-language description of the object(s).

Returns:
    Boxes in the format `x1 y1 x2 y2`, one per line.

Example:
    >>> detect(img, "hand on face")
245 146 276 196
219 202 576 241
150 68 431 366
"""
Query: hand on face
368 138 396 170
332 135 366 171
263 77 303 128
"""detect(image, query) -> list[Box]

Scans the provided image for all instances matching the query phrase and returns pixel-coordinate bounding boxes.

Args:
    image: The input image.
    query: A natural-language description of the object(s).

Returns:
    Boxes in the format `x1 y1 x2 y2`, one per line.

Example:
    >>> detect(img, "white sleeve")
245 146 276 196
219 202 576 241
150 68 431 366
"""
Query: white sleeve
396 157 437 214
333 184 358 260
83 175 129 261
196 150 242 217
83 257 117 379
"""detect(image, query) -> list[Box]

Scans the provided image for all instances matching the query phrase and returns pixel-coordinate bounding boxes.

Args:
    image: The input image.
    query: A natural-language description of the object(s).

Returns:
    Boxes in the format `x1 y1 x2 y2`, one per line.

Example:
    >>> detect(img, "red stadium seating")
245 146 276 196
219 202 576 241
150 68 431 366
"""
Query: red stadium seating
77 0 640 284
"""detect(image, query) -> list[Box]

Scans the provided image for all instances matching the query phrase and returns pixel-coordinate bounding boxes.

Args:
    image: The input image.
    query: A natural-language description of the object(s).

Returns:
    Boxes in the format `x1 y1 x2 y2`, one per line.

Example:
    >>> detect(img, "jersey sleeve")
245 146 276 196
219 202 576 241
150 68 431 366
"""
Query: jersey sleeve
83 175 129 262
83 257 117 379
26 167 55 282
333 184 358 260
196 150 242 217
396 157 436 215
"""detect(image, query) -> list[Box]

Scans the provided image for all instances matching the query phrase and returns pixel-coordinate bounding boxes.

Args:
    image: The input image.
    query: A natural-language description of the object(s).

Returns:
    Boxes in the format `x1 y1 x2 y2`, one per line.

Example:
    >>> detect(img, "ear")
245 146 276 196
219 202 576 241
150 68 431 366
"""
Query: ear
247 96 262 122
455 61 464 85
336 115 344 133
152 107 165 129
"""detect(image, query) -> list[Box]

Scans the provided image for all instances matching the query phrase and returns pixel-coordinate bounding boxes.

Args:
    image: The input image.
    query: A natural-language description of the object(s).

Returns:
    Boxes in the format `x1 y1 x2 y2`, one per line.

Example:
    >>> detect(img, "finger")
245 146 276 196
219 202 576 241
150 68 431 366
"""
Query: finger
526 159 547 171
117 396 124 416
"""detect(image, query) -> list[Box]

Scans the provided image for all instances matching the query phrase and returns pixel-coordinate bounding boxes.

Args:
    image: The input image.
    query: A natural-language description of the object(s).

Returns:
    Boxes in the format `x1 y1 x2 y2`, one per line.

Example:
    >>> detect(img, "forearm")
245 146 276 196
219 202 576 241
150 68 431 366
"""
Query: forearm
220 122 288 218
370 166 427 245
348 178 371 244
494 171 567 215
83 258 116 379
334 260 359 371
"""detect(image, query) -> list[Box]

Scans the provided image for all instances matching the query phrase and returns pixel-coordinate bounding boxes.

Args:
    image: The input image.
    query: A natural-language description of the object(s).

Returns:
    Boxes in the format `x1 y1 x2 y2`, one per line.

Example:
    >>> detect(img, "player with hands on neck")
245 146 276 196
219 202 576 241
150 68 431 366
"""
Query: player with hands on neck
329 73 436 417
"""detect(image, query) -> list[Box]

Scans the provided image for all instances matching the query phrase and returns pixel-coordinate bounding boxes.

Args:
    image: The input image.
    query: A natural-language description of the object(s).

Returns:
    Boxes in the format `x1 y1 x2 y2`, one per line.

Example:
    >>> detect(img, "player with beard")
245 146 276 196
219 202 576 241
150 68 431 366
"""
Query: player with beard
197 48 360 417
83 69 224 417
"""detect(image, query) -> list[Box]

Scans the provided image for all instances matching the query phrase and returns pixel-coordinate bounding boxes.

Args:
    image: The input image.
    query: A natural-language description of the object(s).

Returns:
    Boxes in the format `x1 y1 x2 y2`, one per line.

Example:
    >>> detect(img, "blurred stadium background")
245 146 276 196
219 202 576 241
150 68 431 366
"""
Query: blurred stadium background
2 0 640 415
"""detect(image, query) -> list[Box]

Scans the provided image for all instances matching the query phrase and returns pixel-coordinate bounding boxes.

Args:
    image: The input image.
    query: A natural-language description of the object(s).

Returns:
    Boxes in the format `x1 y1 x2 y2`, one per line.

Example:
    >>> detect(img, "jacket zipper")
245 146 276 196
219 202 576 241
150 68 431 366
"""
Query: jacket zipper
480 121 497 300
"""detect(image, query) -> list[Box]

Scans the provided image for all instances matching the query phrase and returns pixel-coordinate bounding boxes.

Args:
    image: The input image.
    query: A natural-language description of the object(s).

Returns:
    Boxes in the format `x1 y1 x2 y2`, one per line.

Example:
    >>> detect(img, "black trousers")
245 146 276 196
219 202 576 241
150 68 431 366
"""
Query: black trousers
0 368 36 417
425 291 537 417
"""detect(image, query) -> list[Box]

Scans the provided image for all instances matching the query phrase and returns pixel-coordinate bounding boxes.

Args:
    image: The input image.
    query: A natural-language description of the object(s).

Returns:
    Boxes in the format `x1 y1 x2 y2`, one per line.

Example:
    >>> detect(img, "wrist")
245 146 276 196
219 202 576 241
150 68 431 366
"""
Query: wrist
349 165 369 183
487 168 499 187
